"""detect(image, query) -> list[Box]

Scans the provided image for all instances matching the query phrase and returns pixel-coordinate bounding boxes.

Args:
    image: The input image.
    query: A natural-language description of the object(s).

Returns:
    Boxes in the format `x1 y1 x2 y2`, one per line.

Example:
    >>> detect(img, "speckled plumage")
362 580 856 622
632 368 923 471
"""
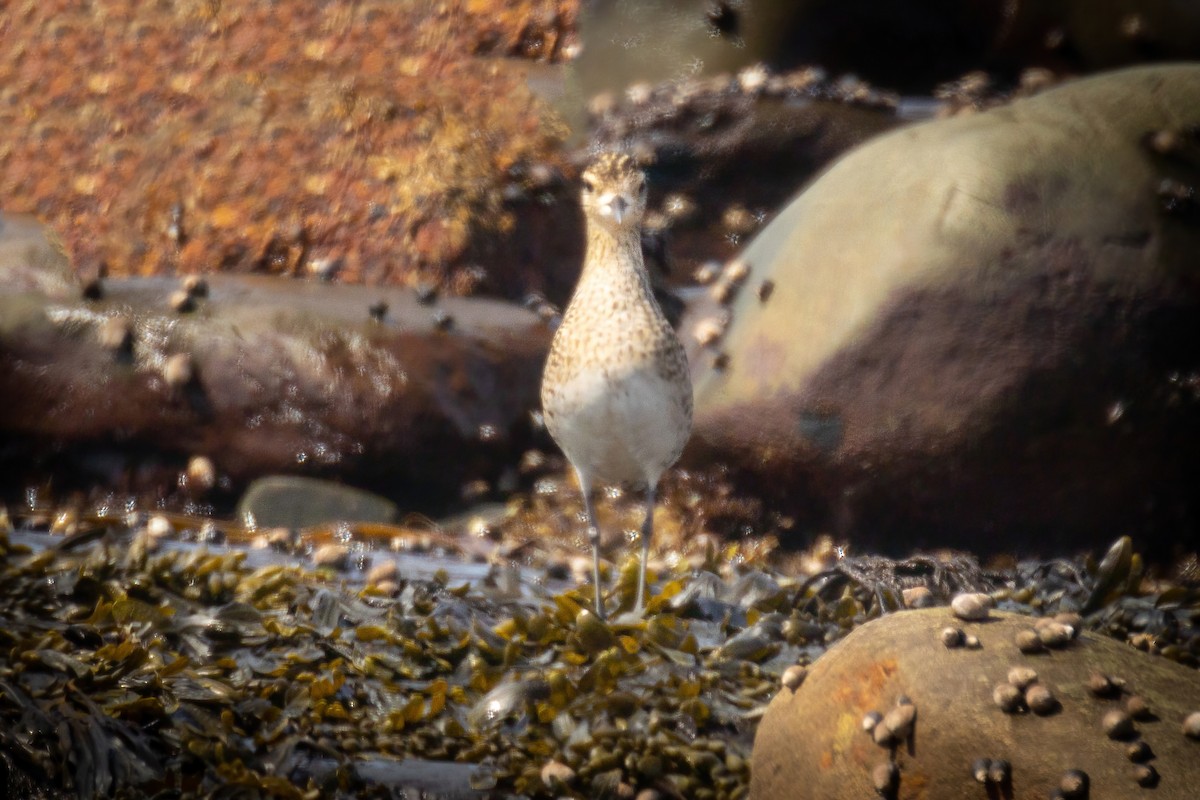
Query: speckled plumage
540 152 693 618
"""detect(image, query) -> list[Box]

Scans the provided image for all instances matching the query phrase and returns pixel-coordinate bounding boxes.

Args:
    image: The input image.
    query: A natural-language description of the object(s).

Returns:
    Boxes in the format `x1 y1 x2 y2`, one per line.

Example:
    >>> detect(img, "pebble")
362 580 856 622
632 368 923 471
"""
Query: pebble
781 665 807 692
312 543 348 570
169 289 196 313
182 275 209 298
882 702 916 739
1124 695 1151 720
1026 684 1059 715
1133 764 1158 787
1014 629 1045 653
940 627 964 648
861 711 882 733
692 261 721 284
162 353 194 389
993 683 1023 713
145 514 173 540
97 316 133 351
1006 666 1038 689
871 761 899 795
373 579 400 596
902 586 933 608
366 560 398 586
1059 769 1088 798
186 455 216 492
1183 710 1200 739
1103 709 1135 740
540 760 576 788
723 258 751 285
1126 740 1153 762
693 318 725 347
951 592 991 621
1087 672 1119 697
1036 620 1073 648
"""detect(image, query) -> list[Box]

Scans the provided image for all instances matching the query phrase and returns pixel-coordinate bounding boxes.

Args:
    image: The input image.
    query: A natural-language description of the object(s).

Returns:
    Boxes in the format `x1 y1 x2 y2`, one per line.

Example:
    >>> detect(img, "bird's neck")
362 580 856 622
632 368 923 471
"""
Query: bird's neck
580 222 644 283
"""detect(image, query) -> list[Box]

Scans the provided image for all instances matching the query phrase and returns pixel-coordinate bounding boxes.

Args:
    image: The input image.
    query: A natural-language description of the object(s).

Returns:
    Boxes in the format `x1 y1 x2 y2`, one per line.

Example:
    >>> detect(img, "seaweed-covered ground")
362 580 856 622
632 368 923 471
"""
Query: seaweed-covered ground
1 467 1197 799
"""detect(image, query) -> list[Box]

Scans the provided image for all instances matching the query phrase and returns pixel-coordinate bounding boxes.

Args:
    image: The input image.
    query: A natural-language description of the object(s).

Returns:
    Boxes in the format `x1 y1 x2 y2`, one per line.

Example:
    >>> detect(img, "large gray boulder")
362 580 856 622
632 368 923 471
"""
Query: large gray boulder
684 64 1200 556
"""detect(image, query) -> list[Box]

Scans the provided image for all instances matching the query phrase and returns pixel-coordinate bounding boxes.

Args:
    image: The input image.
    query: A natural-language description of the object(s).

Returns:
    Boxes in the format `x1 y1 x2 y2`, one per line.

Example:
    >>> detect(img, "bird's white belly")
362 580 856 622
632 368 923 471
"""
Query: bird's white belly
546 366 690 486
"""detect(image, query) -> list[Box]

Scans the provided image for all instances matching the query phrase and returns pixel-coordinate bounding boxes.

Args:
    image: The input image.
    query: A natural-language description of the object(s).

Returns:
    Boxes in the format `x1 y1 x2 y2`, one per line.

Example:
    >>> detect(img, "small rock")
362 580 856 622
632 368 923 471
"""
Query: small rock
540 760 576 788
1103 709 1135 740
964 633 981 648
757 279 776 304
951 592 991 621
723 258 751 285
993 683 1024 713
1133 764 1159 788
182 275 209 298
186 455 216 492
97 316 133 352
710 278 735 304
81 276 104 300
971 758 991 784
366 560 398 586
312 543 348 570
1088 672 1119 698
882 702 916 739
1054 611 1083 633
781 665 807 692
145 514 173 540
1126 740 1153 762
871 761 899 795
1015 629 1045 654
373 579 400 596
1026 684 1059 715
987 759 1010 786
1124 695 1151 720
861 711 882 733
169 288 196 313
162 353 194 388
1059 769 1088 798
872 722 895 747
692 261 721 284
694 317 725 347
940 627 964 648
1007 666 1038 689
1183 710 1200 739
902 586 932 608
265 528 293 550
1036 621 1073 648
414 282 438 305
237 475 397 529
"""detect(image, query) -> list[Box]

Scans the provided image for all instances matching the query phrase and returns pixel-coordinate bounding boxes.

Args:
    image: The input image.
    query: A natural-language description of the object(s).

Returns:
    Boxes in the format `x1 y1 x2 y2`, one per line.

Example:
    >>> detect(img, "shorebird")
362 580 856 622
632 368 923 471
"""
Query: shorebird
540 152 694 619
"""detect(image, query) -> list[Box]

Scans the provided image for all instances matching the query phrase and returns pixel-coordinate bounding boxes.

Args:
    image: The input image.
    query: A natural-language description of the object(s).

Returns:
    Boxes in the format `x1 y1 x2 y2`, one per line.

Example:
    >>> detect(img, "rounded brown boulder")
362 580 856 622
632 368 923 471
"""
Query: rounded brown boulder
750 608 1200 800
684 64 1200 556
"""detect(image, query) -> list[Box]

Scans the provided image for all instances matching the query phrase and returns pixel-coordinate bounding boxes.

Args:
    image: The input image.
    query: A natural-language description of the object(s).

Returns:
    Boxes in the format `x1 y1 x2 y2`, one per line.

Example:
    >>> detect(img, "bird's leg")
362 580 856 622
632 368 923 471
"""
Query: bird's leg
580 478 605 620
635 483 655 614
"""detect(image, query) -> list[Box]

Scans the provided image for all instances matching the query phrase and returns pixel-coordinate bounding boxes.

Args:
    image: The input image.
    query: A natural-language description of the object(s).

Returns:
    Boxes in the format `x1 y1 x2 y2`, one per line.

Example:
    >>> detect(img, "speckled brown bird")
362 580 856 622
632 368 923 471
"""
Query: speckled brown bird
540 152 693 619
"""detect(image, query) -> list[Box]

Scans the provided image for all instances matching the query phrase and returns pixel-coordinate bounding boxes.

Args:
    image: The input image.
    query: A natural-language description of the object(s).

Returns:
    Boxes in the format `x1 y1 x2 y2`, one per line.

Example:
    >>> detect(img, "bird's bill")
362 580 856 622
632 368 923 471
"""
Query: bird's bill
599 193 629 225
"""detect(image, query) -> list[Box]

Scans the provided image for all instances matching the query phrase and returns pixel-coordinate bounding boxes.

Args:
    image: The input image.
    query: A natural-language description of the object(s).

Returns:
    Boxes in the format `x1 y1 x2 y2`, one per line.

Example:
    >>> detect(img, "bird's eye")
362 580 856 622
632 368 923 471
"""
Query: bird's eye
582 178 596 194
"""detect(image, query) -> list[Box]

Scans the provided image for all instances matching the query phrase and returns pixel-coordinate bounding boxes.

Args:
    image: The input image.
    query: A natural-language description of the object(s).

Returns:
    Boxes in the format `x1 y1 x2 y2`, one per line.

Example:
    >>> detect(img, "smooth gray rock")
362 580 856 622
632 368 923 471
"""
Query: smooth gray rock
684 64 1200 556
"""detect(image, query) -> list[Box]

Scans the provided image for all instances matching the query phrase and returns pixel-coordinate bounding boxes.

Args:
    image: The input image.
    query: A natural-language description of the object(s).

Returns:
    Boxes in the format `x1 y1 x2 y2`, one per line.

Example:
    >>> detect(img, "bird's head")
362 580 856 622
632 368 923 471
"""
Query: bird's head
580 152 647 234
